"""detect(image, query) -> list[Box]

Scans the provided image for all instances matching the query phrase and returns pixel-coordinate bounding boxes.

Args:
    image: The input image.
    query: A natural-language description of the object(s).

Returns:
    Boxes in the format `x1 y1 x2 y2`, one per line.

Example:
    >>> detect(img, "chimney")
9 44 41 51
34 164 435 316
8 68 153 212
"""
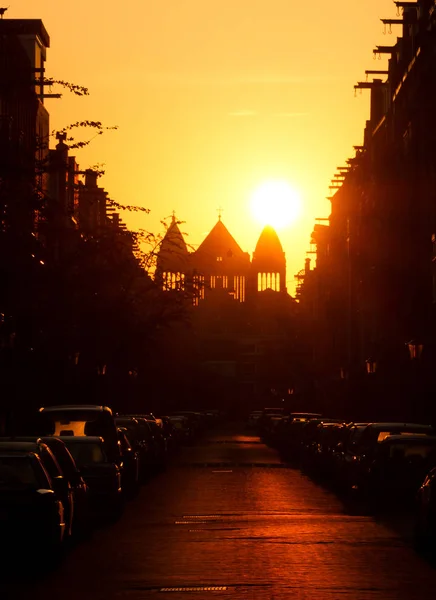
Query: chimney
305 258 311 274
85 169 98 188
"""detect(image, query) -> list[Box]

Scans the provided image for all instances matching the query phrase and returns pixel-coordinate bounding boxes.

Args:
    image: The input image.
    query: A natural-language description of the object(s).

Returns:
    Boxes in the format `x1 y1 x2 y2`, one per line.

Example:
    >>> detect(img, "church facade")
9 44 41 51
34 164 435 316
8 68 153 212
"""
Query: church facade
155 216 287 303
154 217 298 410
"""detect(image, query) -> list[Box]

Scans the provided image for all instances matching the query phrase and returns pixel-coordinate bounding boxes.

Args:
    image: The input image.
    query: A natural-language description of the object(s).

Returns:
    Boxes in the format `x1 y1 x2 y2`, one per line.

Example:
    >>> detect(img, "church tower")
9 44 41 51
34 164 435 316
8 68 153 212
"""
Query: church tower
251 225 286 294
155 215 189 291
190 218 251 303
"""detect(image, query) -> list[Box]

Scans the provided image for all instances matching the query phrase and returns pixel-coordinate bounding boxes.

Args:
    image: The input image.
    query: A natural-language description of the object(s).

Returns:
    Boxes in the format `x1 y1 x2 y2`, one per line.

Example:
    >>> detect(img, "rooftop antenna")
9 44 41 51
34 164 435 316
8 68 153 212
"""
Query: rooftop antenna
217 206 224 221
0 7 9 18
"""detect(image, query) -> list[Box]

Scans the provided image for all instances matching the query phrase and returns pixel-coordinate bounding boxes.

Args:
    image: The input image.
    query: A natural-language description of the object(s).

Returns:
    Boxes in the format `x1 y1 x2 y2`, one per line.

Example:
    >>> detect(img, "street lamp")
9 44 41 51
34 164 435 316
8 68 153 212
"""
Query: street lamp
365 358 377 374
407 340 423 360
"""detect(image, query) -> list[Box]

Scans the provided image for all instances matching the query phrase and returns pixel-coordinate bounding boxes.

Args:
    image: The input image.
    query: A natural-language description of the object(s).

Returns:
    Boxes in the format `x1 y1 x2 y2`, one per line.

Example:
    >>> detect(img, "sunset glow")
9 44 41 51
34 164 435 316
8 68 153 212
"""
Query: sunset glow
250 181 302 230
10 0 396 292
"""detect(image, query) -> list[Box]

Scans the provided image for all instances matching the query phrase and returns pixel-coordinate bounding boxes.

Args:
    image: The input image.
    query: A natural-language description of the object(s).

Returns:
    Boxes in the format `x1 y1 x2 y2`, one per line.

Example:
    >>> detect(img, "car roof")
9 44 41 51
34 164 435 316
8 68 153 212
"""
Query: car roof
124 414 155 420
0 451 38 459
366 422 432 430
291 412 322 417
56 436 104 443
0 436 68 449
40 405 112 414
381 434 436 443
0 441 48 452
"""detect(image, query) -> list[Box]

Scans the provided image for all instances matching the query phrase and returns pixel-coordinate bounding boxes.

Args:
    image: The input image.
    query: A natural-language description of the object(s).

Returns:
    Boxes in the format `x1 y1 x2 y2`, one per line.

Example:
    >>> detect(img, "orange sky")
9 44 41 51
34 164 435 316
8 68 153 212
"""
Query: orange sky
14 0 396 293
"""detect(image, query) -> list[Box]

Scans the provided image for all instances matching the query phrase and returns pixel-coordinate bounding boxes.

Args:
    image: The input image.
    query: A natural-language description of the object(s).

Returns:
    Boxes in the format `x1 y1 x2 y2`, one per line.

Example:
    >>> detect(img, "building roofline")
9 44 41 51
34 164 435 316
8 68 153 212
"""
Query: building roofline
0 19 50 48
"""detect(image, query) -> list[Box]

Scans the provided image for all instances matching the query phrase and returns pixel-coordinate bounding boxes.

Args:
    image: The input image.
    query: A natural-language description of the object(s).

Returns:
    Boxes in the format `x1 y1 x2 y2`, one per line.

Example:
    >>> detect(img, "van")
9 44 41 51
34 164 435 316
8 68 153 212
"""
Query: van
38 405 120 463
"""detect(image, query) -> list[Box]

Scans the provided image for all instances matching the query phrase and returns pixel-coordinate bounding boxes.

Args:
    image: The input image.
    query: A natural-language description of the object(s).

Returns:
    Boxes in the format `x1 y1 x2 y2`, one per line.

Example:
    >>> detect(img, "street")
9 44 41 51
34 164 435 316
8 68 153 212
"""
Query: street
2 423 436 600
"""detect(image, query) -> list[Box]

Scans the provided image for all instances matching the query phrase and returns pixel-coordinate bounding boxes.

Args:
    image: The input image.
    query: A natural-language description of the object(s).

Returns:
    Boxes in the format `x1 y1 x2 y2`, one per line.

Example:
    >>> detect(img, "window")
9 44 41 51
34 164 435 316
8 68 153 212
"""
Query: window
216 256 223 262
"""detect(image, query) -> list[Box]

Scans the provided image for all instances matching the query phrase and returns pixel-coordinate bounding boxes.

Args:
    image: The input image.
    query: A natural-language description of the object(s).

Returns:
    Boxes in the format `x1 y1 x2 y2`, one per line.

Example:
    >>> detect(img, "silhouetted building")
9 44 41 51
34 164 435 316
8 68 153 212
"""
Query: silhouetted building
298 0 436 421
155 216 297 409
156 215 190 291
0 19 50 239
156 216 288 303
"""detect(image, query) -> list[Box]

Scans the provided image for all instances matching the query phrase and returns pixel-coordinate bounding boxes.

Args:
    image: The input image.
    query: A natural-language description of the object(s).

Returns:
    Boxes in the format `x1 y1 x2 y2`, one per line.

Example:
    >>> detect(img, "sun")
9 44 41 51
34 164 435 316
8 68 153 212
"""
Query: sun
250 180 302 229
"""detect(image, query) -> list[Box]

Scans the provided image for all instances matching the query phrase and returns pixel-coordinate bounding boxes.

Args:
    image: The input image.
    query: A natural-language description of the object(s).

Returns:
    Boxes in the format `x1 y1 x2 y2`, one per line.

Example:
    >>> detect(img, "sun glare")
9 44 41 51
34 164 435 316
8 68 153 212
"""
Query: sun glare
250 180 302 230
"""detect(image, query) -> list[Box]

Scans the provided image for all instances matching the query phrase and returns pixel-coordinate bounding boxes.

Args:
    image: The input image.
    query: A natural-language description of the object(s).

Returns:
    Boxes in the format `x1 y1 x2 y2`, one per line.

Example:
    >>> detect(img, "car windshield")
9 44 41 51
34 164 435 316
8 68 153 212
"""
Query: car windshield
65 442 107 467
385 443 436 460
377 431 430 442
0 456 40 489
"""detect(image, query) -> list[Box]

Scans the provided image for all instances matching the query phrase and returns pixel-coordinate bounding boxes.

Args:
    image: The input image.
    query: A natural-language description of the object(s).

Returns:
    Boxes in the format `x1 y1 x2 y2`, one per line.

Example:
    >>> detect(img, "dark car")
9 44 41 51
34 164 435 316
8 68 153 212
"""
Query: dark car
299 418 344 470
115 416 154 480
353 434 436 507
1 436 90 537
168 415 193 444
332 423 369 490
157 416 178 454
247 411 263 429
0 451 67 553
117 428 140 497
58 436 123 519
345 422 435 495
415 466 436 550
125 414 167 469
169 411 205 436
38 405 121 465
0 440 74 538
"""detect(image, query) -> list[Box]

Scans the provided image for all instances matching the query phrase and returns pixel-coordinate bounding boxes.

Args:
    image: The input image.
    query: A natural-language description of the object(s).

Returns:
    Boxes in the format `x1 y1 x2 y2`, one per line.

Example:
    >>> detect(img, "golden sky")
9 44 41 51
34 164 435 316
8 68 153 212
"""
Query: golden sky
14 0 396 292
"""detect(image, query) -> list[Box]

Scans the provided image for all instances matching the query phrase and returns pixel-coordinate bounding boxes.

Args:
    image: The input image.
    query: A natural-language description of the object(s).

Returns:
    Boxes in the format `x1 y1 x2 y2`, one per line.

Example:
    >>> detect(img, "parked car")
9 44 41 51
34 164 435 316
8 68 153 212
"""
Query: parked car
168 415 193 444
1 436 90 537
275 414 323 460
117 428 140 498
0 440 74 538
332 423 369 490
345 422 435 495
126 414 167 469
247 411 263 429
415 466 436 550
361 434 436 508
58 436 123 519
115 416 155 479
290 412 322 421
156 416 178 454
257 407 289 437
299 418 344 470
170 411 205 436
0 450 67 554
38 405 121 465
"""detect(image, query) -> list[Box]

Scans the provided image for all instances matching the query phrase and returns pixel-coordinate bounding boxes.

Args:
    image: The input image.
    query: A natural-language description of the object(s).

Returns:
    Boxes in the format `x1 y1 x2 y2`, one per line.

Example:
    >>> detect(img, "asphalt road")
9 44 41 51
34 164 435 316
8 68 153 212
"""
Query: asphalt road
2 424 436 599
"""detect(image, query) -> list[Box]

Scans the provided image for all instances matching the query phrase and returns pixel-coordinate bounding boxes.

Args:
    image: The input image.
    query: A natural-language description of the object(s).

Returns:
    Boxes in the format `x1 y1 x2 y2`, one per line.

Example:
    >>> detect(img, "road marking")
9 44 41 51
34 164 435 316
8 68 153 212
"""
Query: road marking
175 521 207 524
160 587 228 592
183 515 222 518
